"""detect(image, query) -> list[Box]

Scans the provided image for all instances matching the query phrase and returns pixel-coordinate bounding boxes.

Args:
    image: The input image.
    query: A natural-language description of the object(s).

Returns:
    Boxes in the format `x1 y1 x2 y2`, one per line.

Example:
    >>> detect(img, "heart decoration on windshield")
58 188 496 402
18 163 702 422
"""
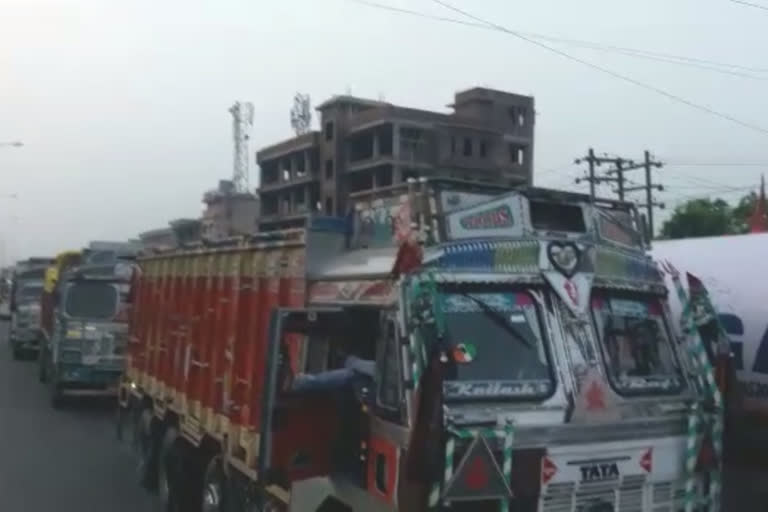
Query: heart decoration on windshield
547 241 581 277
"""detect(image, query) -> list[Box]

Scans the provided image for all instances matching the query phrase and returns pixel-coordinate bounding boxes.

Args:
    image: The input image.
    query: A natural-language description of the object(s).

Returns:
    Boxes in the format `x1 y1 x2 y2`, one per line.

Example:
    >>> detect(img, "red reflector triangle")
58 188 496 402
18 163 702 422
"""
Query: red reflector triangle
640 448 653 473
541 456 558 485
443 435 513 501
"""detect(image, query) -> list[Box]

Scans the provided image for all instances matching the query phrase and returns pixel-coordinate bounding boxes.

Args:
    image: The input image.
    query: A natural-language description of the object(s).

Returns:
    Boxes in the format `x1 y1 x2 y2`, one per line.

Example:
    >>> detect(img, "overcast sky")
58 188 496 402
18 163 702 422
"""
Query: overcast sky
2 0 767 262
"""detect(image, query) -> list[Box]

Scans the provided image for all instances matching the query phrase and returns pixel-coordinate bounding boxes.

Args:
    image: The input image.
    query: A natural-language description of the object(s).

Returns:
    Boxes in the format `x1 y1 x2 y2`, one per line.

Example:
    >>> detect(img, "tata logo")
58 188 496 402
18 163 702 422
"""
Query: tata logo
579 462 620 482
459 204 514 230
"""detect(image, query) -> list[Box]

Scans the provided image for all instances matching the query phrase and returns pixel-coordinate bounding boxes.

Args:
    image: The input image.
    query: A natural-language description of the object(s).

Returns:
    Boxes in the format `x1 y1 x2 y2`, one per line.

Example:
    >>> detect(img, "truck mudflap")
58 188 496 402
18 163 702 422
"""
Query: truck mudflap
539 437 688 512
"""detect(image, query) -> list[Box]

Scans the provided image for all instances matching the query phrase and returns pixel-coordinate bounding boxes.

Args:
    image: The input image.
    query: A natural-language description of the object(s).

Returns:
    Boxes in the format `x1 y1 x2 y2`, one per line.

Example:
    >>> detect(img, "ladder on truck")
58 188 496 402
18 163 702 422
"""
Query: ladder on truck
663 261 724 512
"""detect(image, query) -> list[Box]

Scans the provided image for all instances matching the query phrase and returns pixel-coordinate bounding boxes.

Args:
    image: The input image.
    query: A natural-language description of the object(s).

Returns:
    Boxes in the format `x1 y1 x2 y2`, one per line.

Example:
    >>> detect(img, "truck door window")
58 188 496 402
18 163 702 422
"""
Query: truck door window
591 293 684 395
377 319 402 412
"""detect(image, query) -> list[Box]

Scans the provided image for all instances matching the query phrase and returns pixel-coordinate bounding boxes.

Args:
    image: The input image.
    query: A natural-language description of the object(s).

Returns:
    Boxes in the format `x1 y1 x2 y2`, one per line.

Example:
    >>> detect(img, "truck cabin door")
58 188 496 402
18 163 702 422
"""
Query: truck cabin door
260 307 371 488
368 312 406 505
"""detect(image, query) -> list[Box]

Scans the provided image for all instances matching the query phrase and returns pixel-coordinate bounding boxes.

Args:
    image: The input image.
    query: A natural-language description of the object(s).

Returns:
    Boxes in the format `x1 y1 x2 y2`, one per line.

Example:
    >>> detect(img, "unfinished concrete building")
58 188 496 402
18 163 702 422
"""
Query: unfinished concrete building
201 180 260 240
256 87 534 231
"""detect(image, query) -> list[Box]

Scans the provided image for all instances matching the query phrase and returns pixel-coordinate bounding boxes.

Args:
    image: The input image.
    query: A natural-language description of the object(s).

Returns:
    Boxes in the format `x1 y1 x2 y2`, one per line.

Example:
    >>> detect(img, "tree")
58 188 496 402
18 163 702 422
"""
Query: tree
659 198 734 239
731 192 757 234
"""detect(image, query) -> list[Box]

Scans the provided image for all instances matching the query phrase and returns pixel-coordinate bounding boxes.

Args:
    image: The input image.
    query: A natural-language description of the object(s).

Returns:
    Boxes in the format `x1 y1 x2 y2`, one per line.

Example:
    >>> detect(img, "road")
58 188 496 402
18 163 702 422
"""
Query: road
0 320 765 512
0 322 158 512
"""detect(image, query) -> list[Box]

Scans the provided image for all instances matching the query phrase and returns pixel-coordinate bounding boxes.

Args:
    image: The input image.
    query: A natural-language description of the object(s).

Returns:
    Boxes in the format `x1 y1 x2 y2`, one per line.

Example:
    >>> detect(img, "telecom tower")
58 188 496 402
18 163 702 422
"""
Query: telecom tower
229 101 255 192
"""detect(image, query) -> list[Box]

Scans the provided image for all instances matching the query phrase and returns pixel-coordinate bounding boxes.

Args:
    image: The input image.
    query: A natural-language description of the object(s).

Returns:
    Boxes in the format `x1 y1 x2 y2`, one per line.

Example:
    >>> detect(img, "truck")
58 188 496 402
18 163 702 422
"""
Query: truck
120 179 722 512
39 256 134 407
9 257 54 359
652 233 768 461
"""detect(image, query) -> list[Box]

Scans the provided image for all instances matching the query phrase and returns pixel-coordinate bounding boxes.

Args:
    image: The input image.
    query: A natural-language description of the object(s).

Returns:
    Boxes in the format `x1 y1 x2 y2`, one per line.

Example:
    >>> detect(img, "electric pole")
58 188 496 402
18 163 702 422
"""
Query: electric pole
575 150 632 202
575 148 664 239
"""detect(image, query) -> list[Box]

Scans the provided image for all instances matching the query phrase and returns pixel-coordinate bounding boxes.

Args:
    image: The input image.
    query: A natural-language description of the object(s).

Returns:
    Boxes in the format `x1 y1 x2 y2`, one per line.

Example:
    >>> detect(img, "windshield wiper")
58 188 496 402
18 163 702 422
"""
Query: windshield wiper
458 293 534 351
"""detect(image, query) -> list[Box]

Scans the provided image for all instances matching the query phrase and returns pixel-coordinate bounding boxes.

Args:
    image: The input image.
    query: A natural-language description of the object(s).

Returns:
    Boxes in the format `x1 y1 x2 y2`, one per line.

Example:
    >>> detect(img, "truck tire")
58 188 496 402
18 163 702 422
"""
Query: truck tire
158 426 185 512
201 456 229 512
137 408 159 491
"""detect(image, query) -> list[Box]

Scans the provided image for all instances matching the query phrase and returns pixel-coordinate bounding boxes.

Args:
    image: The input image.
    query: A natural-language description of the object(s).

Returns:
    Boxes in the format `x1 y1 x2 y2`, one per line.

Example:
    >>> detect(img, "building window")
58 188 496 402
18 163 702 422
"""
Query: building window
282 168 290 181
510 144 526 165
518 109 526 127
508 106 516 120
462 137 472 157
325 197 334 215
479 140 487 158
325 159 334 179
324 121 334 141
450 136 456 155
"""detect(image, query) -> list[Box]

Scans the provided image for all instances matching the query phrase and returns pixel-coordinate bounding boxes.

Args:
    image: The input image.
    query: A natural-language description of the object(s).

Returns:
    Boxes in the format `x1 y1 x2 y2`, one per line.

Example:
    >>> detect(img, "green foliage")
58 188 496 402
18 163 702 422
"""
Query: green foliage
660 198 733 239
659 191 758 239
731 192 757 234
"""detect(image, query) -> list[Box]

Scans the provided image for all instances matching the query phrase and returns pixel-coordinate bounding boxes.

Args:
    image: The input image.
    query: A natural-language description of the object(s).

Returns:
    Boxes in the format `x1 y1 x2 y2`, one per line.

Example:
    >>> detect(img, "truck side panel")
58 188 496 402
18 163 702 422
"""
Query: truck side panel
127 240 309 471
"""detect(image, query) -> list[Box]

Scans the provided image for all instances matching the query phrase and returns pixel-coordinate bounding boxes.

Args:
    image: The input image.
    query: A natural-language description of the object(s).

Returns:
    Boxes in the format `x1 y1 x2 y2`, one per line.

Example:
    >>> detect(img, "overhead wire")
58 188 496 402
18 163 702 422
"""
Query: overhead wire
425 0 768 136
347 0 768 77
729 0 768 12
664 185 757 205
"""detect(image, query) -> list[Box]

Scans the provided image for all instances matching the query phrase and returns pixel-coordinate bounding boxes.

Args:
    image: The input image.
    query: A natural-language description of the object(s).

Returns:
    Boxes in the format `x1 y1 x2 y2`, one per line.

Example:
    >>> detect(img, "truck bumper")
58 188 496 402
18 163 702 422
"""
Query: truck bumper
56 364 122 393
10 329 41 350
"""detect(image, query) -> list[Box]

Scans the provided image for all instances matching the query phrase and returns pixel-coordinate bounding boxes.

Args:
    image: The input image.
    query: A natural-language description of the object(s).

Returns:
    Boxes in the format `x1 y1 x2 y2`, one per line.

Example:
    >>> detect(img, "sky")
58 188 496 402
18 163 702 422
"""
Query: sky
1 0 767 262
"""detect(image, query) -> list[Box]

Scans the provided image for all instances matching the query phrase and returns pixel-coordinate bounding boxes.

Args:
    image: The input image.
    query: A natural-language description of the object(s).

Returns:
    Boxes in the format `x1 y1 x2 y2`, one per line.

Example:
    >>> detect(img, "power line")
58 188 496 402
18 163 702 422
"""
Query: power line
662 169 754 191
347 0 768 76
664 185 757 205
729 0 768 12
666 162 768 167
428 0 768 136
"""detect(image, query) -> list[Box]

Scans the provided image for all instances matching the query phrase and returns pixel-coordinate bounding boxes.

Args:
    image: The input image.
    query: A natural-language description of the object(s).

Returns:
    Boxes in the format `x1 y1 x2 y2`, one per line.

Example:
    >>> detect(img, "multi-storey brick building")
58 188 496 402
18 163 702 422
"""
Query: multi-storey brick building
256 87 534 231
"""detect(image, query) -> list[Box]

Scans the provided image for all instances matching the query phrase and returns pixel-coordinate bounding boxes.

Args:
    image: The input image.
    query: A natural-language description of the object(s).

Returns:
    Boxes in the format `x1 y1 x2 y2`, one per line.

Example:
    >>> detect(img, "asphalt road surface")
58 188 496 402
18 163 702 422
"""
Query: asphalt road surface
0 319 765 512
0 322 158 512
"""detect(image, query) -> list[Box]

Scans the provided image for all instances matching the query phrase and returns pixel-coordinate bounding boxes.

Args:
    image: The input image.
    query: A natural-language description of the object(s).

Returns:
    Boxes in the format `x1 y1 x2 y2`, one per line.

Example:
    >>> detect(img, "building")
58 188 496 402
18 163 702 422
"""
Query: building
201 180 260 241
169 218 203 245
138 227 177 252
256 86 535 231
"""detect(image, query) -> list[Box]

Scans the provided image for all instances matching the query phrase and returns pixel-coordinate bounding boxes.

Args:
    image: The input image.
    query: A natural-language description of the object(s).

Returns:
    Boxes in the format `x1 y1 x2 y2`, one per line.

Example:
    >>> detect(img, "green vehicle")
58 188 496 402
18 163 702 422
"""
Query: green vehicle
41 261 133 407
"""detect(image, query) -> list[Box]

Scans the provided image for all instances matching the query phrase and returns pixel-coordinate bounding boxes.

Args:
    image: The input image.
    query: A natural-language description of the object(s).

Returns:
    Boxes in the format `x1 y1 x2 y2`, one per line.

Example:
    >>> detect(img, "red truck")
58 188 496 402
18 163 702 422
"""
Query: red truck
120 179 721 512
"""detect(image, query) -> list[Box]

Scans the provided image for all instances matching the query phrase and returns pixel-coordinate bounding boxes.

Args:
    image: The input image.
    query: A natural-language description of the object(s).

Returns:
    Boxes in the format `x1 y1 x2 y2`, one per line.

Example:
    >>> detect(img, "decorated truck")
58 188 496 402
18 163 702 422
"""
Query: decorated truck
120 179 722 512
40 257 134 407
9 257 54 359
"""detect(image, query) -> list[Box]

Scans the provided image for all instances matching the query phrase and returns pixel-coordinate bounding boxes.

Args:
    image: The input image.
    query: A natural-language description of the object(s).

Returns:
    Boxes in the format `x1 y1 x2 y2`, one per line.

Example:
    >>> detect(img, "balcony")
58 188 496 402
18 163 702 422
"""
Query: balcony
258 174 317 192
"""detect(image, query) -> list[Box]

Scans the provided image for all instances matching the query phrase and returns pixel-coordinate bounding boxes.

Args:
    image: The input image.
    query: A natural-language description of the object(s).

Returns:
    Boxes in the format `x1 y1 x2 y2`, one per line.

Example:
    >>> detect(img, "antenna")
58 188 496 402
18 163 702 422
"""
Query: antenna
229 101 255 193
290 93 312 135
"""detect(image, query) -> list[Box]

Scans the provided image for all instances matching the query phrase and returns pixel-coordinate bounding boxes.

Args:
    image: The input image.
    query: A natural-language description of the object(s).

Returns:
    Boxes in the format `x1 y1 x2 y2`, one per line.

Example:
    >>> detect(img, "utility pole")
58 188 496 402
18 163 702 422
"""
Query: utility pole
575 148 664 239
575 150 631 201
630 150 664 237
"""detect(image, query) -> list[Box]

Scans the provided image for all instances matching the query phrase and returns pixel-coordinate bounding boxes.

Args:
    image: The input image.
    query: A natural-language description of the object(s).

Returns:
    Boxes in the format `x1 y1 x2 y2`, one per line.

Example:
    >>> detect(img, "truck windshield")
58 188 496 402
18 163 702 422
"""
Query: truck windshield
64 282 118 319
17 285 42 303
591 292 683 395
439 290 554 400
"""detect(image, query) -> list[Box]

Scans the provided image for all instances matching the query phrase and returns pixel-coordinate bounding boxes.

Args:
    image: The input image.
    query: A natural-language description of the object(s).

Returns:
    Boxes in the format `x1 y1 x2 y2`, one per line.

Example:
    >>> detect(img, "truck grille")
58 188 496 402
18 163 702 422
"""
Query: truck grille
541 476 694 512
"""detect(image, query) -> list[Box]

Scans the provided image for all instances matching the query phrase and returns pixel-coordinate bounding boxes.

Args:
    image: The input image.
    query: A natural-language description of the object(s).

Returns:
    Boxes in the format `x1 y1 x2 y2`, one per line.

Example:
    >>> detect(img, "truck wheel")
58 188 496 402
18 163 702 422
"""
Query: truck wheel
202 456 228 512
158 427 186 512
137 408 159 491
